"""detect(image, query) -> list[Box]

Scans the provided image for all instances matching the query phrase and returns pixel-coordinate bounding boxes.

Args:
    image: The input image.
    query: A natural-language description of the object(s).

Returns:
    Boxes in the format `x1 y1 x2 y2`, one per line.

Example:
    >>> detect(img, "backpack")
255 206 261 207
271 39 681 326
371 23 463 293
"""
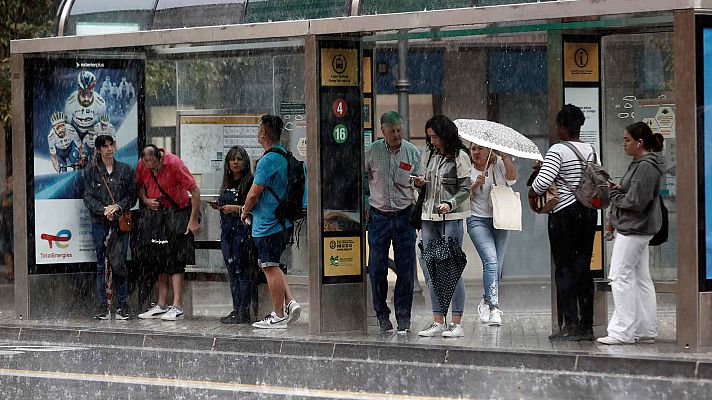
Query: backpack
561 142 611 209
264 147 306 224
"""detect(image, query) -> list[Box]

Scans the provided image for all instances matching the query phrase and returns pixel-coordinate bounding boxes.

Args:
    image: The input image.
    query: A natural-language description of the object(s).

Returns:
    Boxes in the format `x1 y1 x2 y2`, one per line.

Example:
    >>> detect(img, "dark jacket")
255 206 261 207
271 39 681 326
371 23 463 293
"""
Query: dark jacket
83 159 137 224
610 152 665 236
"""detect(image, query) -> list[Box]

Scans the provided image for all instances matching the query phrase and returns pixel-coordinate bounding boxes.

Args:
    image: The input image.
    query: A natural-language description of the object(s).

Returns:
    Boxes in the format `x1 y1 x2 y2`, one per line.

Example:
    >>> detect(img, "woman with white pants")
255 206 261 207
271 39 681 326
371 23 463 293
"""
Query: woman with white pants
597 121 665 345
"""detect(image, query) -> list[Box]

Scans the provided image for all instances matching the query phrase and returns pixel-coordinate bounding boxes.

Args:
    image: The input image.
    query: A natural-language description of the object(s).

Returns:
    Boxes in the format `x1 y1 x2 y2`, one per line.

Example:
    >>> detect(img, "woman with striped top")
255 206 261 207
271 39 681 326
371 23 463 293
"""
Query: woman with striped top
531 104 598 342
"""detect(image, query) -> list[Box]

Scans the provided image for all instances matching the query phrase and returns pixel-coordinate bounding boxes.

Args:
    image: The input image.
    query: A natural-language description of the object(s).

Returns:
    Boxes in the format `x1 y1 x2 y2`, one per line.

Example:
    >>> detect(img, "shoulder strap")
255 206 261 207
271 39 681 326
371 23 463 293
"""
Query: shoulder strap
150 171 181 209
95 160 116 205
263 147 289 203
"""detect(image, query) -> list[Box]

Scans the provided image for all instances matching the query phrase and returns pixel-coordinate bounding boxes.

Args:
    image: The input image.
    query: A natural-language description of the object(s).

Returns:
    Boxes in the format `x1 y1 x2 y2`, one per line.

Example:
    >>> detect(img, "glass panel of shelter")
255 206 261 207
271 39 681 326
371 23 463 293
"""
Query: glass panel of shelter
144 40 308 276
601 32 676 282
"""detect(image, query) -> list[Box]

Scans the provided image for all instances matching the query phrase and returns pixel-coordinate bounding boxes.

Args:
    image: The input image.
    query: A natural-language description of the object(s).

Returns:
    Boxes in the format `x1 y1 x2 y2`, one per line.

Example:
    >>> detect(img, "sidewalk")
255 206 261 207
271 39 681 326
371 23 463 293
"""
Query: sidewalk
0 279 700 360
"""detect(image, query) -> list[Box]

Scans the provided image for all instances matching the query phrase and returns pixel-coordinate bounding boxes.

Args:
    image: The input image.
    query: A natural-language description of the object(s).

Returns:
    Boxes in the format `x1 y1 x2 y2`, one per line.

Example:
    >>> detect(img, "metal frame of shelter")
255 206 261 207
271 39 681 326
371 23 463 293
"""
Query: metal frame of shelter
9 0 712 345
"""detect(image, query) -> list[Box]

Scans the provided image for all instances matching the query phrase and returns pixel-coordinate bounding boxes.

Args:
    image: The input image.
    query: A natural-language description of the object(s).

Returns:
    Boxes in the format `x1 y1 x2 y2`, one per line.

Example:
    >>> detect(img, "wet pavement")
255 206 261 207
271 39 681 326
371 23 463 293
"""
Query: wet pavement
0 278 710 399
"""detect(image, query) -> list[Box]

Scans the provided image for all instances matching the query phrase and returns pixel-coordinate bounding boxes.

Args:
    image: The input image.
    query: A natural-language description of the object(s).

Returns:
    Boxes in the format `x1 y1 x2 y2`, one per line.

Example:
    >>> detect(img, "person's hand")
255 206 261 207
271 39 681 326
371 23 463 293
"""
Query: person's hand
240 210 252 224
104 204 119 220
221 204 242 214
144 198 160 211
473 174 486 188
186 218 201 235
437 203 451 214
532 160 542 171
209 202 221 210
412 176 428 187
608 180 621 190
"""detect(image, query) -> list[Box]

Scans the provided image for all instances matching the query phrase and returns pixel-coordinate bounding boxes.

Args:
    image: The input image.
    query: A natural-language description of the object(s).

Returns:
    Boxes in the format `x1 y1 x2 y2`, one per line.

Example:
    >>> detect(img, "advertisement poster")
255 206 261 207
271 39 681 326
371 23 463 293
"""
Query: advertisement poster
30 58 143 264
703 28 712 280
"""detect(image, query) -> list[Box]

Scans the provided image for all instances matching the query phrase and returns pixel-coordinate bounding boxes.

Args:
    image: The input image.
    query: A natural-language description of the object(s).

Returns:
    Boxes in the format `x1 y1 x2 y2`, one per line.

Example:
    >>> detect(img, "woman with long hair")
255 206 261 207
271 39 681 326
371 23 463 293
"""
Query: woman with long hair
467 143 517 327
211 145 255 324
417 115 472 338
597 122 665 345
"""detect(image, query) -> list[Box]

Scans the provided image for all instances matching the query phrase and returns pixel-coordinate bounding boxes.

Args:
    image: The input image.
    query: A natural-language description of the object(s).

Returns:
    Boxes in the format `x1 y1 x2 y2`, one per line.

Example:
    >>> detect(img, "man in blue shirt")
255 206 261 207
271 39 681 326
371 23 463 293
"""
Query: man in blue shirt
241 115 300 329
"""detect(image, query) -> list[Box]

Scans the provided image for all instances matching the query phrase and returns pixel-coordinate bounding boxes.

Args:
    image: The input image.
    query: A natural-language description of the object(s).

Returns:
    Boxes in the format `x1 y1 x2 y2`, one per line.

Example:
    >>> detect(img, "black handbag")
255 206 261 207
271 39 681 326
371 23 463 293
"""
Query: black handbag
141 173 196 265
649 196 668 247
410 150 434 230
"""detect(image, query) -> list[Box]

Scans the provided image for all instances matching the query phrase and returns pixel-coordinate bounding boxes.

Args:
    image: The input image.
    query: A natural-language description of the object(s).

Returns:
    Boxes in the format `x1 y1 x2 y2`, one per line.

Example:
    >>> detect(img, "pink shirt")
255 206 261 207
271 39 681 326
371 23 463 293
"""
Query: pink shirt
136 150 196 209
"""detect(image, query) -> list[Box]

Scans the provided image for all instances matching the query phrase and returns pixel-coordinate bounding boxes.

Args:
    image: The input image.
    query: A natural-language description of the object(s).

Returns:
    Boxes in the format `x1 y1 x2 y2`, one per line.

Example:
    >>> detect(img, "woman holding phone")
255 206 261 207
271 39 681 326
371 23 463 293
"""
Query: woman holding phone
211 145 254 324
597 122 665 345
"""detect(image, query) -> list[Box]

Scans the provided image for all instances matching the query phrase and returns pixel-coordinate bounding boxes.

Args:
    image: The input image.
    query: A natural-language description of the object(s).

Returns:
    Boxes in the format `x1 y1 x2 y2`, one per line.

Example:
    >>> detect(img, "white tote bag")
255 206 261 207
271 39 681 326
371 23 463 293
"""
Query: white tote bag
490 184 522 231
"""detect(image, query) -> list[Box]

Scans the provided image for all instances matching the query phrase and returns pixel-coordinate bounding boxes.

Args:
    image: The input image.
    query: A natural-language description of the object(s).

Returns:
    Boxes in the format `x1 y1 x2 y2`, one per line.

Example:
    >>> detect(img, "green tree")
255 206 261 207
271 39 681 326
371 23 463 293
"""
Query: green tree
0 0 60 130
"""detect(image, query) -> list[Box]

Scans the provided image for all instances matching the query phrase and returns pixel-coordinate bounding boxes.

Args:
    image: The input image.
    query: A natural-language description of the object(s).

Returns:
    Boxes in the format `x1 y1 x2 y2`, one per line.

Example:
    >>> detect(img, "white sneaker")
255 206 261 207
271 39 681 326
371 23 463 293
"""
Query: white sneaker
488 309 503 326
442 323 464 338
418 322 446 337
597 336 634 345
160 306 184 321
477 299 490 323
252 312 288 329
138 304 168 319
285 300 301 323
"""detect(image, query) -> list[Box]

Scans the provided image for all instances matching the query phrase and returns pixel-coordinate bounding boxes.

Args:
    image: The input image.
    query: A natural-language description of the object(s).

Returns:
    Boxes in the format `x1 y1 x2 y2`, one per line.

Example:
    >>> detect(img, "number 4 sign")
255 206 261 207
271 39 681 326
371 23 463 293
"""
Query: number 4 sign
332 98 347 118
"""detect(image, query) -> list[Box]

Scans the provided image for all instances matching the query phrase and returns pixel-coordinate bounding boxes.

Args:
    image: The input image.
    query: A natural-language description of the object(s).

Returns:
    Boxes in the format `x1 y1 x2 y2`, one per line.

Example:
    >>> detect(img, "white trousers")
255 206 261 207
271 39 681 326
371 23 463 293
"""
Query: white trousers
607 233 657 341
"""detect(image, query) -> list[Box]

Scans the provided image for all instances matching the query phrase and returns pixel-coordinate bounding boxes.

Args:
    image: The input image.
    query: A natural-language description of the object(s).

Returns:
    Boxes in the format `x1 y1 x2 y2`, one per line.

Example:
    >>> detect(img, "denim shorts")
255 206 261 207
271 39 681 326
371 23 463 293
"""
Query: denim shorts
253 228 292 267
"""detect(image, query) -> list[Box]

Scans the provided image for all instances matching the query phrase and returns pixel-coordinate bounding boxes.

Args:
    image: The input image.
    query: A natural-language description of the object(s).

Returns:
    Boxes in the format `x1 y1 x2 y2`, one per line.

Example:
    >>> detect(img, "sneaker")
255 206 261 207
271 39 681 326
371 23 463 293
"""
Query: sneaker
220 310 240 324
285 300 301 323
635 336 657 344
160 306 184 321
93 305 111 320
115 307 132 321
477 299 490 323
418 322 446 337
442 323 464 338
396 320 410 335
597 336 634 345
138 304 168 319
488 309 503 326
378 317 393 332
252 312 288 329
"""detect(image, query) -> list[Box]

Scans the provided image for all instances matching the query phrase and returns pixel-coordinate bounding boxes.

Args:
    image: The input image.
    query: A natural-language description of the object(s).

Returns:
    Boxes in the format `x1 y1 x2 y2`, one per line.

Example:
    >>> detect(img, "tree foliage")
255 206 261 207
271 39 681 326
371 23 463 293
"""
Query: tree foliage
0 0 60 129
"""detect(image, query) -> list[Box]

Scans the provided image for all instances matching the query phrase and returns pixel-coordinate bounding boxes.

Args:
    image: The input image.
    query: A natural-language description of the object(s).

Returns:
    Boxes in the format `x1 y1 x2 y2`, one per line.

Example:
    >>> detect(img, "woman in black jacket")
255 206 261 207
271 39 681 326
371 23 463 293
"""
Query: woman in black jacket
210 146 255 324
83 134 137 320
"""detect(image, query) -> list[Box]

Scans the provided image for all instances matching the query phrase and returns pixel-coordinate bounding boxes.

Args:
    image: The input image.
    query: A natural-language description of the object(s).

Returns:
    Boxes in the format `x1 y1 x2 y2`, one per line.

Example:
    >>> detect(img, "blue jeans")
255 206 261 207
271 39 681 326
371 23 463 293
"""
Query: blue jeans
367 206 416 323
91 222 128 308
466 216 509 309
221 225 252 313
420 219 466 317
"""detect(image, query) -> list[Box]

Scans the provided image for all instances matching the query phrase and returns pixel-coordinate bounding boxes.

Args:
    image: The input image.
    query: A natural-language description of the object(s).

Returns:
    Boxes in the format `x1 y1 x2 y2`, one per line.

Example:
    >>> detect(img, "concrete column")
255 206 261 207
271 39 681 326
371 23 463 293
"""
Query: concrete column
11 53 28 320
396 30 411 139
673 9 700 347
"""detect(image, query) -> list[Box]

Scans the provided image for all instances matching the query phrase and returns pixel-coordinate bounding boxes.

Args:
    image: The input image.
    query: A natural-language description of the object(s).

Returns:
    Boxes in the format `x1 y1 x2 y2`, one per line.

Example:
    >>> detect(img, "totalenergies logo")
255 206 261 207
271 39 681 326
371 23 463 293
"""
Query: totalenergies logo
40 229 72 249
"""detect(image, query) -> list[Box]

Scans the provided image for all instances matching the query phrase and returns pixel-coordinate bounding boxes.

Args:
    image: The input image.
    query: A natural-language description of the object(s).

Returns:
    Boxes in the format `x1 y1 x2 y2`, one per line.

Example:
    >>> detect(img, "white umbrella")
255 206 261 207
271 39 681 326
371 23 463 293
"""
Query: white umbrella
454 119 543 161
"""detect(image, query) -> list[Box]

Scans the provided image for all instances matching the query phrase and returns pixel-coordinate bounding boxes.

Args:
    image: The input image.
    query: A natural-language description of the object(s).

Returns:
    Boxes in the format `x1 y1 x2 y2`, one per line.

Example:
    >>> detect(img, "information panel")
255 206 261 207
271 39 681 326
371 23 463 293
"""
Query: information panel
319 41 364 283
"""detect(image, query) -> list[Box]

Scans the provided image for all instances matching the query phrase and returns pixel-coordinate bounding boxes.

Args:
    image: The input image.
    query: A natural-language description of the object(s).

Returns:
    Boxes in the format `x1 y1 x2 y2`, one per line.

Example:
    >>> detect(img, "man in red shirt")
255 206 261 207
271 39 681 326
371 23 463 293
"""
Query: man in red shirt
136 144 201 321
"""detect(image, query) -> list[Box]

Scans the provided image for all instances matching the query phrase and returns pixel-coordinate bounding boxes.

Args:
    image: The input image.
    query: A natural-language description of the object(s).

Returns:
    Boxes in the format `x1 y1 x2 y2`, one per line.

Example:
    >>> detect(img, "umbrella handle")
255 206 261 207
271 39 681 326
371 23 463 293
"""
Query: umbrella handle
441 214 446 236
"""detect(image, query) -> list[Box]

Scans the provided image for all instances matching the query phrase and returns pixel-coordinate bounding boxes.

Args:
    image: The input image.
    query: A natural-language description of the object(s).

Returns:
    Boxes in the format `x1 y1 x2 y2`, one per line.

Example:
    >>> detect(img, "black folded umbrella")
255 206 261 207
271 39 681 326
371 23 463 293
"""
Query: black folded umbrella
422 231 467 316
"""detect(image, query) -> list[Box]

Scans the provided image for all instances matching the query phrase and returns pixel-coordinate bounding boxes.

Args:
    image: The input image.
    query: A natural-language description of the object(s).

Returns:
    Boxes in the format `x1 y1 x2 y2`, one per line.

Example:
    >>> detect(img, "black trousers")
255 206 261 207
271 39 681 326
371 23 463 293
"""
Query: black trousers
548 201 597 330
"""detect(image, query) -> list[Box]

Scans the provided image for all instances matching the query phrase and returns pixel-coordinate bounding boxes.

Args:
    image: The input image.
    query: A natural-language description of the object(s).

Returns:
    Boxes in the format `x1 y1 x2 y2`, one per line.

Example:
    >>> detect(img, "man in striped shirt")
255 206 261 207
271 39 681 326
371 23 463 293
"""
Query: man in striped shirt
366 111 426 334
531 104 598 342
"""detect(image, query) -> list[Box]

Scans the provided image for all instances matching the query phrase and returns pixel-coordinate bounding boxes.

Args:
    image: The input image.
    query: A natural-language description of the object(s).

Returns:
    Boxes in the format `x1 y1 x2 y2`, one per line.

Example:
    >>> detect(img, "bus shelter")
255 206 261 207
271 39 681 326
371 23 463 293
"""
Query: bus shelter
9 0 712 346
